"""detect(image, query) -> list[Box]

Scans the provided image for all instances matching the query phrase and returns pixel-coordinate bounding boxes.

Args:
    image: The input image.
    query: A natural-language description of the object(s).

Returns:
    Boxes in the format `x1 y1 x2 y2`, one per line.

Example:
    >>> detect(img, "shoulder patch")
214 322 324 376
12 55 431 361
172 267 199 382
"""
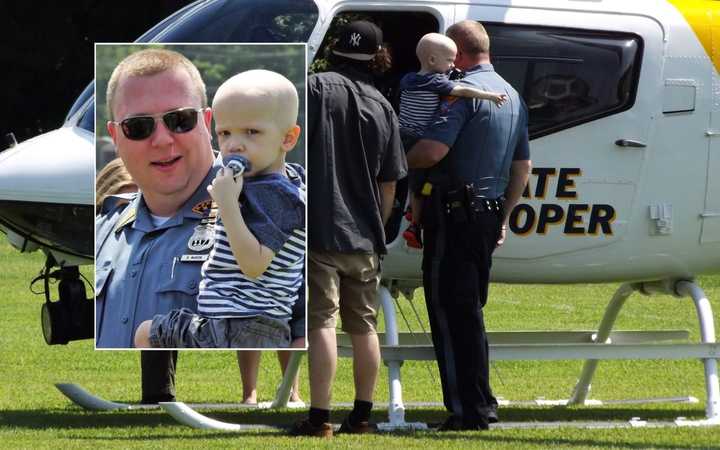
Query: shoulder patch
192 199 213 215
100 192 137 216
113 206 137 233
439 96 460 114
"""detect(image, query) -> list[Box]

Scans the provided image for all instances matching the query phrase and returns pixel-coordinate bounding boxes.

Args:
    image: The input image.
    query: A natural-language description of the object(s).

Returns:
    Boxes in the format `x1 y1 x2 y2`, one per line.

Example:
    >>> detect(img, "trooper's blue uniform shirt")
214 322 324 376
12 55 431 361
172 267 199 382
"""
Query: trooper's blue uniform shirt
419 63 531 426
423 63 529 196
95 161 220 348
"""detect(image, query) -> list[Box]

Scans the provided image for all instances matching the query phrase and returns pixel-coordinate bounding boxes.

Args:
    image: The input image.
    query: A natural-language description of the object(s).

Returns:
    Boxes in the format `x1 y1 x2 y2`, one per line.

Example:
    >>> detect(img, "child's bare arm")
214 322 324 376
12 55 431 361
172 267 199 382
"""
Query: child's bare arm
208 169 274 279
450 85 507 107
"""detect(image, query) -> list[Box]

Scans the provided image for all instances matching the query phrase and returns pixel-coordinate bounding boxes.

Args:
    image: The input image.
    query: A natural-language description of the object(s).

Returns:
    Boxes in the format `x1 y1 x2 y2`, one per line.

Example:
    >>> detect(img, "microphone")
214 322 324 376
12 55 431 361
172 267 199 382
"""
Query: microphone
223 154 252 179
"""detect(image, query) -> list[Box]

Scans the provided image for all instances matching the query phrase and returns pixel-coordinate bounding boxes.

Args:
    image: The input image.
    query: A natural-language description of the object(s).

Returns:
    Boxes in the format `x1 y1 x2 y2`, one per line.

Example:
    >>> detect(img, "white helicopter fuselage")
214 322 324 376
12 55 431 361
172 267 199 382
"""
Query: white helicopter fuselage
1 0 718 287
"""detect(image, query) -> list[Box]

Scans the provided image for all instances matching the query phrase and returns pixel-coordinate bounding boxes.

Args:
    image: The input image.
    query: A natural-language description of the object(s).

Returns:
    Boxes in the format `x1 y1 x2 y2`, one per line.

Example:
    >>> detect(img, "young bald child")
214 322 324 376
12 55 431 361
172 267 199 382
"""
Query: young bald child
134 70 305 348
400 32 507 248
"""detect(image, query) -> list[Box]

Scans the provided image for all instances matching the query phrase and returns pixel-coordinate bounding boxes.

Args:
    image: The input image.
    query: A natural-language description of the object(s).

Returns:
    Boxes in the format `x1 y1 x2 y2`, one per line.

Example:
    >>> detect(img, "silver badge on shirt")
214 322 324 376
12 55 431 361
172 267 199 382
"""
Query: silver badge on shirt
188 225 214 252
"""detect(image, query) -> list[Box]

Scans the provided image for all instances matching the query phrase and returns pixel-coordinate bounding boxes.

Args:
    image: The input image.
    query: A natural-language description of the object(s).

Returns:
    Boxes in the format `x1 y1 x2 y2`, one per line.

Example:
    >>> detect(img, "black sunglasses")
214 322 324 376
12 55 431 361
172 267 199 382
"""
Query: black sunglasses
116 107 203 141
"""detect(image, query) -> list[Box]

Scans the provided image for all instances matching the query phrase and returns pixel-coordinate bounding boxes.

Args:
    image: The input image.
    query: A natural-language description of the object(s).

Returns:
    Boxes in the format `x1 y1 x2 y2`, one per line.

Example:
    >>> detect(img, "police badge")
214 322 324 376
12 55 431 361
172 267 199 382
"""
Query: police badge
188 225 214 252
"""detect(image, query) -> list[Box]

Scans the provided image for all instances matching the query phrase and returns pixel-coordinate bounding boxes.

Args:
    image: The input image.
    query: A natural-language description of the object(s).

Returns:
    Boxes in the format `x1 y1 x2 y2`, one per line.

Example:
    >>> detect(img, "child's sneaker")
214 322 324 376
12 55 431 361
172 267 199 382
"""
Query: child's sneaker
403 223 423 249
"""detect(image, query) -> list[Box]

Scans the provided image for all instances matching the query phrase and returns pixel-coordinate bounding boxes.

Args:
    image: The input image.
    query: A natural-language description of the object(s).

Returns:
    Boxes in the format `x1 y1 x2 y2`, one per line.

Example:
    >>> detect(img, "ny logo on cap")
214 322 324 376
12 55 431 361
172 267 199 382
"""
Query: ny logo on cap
349 32 361 47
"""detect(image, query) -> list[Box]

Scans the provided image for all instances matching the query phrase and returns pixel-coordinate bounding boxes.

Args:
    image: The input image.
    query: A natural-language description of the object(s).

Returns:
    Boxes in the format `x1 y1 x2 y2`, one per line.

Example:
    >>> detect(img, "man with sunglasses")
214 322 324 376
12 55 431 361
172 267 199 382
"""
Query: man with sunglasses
95 49 217 403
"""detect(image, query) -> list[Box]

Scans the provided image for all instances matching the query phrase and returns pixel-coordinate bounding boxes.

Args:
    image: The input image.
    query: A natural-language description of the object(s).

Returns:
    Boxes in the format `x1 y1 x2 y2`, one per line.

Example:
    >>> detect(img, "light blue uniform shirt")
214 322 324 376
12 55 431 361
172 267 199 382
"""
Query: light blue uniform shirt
423 64 530 198
95 161 220 348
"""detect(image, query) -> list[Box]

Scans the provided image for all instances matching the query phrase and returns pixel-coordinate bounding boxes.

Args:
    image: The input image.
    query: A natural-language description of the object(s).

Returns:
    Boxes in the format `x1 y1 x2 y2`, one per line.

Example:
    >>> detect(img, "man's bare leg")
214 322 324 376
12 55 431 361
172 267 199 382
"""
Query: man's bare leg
349 333 380 401
236 351 260 404
308 327 337 409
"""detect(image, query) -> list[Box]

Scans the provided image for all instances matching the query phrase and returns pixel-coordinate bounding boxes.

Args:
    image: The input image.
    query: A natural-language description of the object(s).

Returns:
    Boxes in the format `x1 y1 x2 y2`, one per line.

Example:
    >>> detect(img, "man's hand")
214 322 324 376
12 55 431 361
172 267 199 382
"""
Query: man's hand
496 225 507 248
491 93 508 107
500 159 531 248
207 167 243 210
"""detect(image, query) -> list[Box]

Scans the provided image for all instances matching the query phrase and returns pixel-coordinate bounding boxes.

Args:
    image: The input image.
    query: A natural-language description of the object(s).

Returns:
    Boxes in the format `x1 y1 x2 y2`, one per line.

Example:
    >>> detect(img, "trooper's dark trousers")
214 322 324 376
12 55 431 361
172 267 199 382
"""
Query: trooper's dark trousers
422 204 500 425
140 350 177 403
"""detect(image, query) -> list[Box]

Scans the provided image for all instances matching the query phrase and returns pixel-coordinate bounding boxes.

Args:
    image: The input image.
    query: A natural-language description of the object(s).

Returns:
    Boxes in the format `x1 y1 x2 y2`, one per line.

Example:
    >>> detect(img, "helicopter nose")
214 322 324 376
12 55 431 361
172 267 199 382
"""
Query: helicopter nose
0 126 94 259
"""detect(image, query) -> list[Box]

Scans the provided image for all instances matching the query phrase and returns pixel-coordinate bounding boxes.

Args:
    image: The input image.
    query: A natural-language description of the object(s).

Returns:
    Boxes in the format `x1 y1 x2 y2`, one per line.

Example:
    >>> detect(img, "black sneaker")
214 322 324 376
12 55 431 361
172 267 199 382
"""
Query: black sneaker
140 394 176 404
485 405 499 424
288 419 333 438
337 416 378 434
437 415 489 431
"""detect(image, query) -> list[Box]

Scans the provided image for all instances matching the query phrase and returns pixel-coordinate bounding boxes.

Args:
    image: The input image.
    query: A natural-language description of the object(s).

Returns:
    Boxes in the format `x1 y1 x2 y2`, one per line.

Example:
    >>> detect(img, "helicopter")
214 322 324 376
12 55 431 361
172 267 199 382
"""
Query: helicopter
1 0 718 427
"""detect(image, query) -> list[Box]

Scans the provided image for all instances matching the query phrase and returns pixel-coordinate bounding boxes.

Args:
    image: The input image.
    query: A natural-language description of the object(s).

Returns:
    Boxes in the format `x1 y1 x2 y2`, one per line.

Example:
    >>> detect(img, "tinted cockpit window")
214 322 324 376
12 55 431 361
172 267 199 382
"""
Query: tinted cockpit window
149 0 318 43
485 24 642 139
78 101 94 134
65 82 94 123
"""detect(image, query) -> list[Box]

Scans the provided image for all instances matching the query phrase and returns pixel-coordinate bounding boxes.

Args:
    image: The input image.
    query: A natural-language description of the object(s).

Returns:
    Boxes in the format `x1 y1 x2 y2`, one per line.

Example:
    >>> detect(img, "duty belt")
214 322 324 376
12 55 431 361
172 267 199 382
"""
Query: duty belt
468 197 503 212
443 184 504 224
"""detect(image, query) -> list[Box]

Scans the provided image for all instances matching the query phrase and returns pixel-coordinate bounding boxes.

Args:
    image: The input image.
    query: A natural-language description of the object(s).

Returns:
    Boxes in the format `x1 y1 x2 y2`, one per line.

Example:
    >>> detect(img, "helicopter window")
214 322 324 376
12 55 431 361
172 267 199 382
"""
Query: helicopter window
310 11 440 110
149 0 318 43
78 101 94 134
485 24 642 139
65 82 94 123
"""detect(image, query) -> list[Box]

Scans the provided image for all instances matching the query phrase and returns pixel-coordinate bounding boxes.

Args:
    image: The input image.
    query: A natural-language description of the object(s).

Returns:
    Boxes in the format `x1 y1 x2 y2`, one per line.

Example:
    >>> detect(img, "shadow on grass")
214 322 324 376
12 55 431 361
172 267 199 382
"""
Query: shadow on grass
403 405 707 424
1 407 717 448
0 407 307 430
1 405 707 430
399 407 717 450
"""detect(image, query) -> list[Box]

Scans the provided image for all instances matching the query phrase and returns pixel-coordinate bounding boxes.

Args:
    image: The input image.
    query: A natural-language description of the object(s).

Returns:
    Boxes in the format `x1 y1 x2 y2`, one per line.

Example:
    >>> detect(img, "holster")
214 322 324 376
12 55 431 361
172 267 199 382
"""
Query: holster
445 187 469 224
443 184 504 225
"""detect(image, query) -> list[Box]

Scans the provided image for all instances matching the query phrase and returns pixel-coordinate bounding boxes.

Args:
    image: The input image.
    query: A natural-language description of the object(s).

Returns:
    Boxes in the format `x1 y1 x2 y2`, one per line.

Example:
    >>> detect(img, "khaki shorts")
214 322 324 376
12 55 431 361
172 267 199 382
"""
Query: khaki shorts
308 251 380 334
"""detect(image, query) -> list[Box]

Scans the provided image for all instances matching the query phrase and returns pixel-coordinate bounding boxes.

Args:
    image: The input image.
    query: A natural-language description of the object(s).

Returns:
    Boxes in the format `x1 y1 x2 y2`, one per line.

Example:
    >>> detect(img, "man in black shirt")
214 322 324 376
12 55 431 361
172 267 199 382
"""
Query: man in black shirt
291 21 407 437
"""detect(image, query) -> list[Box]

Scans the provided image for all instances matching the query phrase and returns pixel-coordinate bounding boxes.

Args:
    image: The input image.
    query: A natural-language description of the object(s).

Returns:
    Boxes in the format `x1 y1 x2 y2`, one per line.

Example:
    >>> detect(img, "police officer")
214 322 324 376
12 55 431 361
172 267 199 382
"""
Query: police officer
407 20 531 430
95 49 217 402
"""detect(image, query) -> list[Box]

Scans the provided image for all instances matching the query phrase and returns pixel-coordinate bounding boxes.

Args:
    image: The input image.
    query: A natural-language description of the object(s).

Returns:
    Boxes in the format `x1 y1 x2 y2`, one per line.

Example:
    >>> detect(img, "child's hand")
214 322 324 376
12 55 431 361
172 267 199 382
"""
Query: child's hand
207 167 243 209
493 94 508 107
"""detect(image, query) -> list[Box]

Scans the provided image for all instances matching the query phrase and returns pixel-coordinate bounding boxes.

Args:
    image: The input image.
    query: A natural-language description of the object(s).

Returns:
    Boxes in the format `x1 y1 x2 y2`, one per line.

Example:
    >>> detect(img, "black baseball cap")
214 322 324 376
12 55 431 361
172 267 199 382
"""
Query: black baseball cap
332 20 383 61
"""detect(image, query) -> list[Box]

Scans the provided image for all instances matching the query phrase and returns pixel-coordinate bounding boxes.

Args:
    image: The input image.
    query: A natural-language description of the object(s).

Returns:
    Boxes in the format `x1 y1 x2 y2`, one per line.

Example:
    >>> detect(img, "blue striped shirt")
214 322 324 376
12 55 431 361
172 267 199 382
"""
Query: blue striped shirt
198 165 305 320
399 72 457 138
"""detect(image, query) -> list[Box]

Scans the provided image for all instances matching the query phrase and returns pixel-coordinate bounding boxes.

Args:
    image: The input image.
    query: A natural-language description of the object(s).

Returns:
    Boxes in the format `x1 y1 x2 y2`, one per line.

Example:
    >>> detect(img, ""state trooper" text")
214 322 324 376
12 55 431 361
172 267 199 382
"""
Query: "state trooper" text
508 168 615 236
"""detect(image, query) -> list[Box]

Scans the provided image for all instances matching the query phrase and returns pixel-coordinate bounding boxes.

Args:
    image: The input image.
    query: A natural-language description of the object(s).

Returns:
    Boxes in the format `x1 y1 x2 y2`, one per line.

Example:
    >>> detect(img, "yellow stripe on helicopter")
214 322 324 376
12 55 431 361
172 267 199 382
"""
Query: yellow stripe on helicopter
668 0 720 71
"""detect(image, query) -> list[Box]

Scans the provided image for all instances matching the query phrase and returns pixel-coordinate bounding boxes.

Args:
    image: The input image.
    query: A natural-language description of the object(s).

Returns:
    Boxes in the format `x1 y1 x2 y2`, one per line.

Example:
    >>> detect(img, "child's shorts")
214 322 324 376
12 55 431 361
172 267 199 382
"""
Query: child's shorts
290 282 306 340
401 131 428 195
149 308 291 349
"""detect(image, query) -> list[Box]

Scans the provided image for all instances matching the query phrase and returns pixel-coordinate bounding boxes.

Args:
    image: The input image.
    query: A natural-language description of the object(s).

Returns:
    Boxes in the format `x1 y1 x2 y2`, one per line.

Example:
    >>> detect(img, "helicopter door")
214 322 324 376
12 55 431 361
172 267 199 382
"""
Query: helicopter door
307 8 448 246
702 112 720 243
461 5 660 260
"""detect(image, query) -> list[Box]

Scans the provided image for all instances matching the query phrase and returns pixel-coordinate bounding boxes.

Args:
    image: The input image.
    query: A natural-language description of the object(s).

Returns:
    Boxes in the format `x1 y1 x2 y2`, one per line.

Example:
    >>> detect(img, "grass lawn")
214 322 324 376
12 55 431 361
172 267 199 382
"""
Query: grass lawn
1 239 719 449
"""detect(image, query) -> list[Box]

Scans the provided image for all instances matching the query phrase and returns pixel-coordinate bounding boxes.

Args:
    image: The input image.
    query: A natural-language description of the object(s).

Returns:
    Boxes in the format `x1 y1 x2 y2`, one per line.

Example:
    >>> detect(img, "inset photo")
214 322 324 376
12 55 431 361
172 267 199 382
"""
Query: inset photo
95 44 307 350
